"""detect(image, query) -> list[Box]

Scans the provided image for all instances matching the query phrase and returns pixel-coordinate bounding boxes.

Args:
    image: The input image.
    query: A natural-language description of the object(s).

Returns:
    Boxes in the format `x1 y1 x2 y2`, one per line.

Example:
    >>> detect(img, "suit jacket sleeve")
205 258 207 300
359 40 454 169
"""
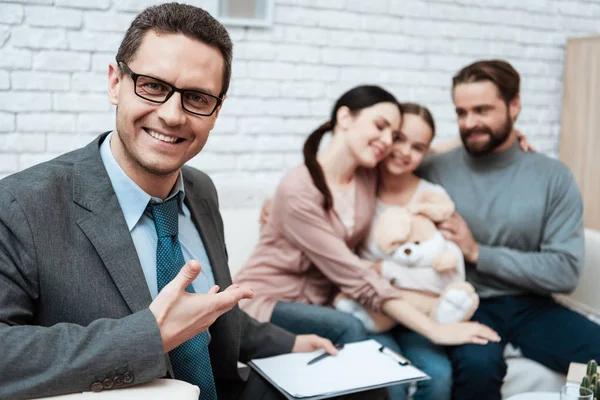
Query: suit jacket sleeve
237 309 296 362
0 190 167 400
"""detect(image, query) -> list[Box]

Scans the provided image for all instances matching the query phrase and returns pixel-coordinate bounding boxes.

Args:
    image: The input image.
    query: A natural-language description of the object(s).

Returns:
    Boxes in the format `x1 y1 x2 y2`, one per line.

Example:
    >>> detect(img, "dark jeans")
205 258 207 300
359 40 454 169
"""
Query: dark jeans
449 294 600 400
271 301 369 345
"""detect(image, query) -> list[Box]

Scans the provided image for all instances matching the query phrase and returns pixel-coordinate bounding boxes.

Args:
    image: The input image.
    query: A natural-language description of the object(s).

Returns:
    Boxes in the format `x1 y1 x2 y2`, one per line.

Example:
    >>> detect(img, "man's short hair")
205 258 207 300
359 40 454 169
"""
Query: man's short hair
116 2 233 97
452 59 520 104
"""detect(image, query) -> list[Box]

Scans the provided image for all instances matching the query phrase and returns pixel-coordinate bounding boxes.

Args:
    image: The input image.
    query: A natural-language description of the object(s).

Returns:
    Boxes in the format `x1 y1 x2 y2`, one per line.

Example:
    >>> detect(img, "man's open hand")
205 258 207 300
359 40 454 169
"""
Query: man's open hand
149 260 254 352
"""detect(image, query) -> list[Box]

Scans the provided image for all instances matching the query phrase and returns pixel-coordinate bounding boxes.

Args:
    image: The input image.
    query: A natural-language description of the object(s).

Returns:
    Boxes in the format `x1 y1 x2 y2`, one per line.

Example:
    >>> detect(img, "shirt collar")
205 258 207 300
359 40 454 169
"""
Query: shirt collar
99 131 187 231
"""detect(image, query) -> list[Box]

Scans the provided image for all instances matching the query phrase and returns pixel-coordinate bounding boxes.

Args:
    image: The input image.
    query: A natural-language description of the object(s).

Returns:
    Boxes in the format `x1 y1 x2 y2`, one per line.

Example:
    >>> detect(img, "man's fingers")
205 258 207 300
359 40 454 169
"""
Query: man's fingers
212 286 254 313
223 284 240 291
471 337 489 346
173 260 202 292
442 232 455 241
317 337 338 355
208 285 220 294
438 221 455 232
449 212 464 224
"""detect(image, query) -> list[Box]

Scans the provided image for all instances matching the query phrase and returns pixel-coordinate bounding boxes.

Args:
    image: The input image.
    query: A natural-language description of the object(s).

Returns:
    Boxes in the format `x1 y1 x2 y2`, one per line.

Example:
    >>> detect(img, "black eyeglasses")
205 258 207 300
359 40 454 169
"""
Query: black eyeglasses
117 60 223 117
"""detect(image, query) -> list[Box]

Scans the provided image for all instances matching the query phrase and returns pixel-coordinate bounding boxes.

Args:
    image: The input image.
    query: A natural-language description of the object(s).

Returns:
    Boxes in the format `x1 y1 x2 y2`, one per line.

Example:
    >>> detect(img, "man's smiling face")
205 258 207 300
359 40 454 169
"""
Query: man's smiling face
108 30 224 177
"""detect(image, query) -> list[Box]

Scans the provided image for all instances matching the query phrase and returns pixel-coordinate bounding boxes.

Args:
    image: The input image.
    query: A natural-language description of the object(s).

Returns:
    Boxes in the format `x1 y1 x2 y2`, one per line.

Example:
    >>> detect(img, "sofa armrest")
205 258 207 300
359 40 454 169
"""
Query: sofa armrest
36 379 199 399
557 228 600 319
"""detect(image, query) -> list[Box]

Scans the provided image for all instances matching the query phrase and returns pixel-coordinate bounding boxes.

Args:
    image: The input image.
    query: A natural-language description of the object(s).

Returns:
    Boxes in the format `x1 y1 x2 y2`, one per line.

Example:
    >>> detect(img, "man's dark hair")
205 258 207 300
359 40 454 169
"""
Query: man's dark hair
452 59 520 105
116 2 233 97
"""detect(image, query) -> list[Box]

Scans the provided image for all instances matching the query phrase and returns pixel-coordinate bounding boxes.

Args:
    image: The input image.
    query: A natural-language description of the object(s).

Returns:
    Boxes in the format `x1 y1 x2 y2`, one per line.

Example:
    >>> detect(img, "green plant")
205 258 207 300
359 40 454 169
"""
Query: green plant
581 360 600 399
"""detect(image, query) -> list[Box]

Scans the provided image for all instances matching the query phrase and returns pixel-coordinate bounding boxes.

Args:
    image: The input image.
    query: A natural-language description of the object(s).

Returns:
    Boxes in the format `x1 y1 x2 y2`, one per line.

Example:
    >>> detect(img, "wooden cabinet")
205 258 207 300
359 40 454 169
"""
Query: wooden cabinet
560 36 600 230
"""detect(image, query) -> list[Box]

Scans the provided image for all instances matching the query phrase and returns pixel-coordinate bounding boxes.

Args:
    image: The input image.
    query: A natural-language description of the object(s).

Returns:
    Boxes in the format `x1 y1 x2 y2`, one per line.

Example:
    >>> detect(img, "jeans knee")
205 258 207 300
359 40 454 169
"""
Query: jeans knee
414 358 452 400
455 348 506 384
336 314 368 343
427 361 453 388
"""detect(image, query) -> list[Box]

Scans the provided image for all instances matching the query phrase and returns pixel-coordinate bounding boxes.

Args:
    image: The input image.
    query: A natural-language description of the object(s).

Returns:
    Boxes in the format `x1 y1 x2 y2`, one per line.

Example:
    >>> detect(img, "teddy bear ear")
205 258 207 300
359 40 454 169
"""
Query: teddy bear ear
374 208 412 254
407 190 455 222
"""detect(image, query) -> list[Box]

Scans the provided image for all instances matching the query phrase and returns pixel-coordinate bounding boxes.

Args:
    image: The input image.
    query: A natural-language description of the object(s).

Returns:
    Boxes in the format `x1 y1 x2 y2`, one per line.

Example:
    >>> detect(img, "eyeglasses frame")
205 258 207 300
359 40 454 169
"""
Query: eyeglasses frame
116 60 223 117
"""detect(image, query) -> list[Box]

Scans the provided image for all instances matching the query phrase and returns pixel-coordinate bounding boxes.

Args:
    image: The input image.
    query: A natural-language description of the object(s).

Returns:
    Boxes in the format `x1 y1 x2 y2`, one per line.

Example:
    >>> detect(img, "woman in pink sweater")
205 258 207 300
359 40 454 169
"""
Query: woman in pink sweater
235 85 499 352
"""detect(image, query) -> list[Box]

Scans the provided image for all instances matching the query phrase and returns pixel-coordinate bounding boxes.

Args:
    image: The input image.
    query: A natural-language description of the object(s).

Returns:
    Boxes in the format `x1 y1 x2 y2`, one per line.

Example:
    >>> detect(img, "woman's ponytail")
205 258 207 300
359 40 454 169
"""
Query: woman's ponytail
303 121 333 210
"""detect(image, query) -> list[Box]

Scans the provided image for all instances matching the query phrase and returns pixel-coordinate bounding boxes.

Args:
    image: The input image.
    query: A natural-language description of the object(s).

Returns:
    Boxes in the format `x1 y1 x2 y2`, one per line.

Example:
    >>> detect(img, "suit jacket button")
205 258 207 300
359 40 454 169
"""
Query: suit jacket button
113 375 124 386
102 378 114 389
91 382 103 392
123 372 134 384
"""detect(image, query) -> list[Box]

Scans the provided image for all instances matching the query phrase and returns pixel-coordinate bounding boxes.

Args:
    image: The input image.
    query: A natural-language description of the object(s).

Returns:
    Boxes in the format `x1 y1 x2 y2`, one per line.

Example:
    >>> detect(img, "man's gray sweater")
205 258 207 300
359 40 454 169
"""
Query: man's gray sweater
418 140 584 298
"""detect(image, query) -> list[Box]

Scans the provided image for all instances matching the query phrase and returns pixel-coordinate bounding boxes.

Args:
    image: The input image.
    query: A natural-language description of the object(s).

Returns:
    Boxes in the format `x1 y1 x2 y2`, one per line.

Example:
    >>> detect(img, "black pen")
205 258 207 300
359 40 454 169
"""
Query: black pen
307 343 344 366
378 345 411 366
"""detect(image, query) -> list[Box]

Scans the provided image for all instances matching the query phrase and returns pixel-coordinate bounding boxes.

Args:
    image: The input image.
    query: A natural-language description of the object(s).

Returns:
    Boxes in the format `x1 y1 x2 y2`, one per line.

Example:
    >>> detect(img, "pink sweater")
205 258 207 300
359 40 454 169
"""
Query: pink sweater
235 165 402 323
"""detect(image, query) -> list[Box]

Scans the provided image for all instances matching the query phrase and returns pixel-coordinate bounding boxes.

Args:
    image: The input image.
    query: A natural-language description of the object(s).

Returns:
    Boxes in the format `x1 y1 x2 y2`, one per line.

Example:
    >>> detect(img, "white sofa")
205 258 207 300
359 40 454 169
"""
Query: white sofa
35 213 600 399
222 208 600 399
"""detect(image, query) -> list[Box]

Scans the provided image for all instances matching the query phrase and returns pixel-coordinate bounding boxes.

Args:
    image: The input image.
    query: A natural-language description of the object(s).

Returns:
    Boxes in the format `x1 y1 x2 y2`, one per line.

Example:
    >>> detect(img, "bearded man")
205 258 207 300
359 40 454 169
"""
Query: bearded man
416 59 600 400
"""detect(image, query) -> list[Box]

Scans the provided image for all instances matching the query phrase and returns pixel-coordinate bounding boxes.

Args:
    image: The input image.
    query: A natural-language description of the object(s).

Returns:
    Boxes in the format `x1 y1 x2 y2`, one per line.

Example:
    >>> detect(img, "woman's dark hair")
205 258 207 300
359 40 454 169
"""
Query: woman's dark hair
399 102 436 139
303 85 401 211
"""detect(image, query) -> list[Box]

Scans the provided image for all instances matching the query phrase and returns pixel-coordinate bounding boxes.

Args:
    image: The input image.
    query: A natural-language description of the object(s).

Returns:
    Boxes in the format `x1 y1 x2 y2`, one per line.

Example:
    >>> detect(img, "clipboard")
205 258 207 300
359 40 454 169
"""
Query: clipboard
248 339 430 400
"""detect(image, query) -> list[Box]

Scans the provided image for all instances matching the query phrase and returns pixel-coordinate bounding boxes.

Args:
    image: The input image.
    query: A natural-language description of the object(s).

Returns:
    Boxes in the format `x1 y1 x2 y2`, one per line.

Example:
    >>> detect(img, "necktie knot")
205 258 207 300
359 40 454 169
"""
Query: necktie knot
149 196 179 238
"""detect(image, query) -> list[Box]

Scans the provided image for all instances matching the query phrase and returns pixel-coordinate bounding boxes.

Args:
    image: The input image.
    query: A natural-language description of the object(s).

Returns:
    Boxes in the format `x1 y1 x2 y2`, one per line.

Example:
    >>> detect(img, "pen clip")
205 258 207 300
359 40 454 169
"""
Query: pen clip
378 345 411 366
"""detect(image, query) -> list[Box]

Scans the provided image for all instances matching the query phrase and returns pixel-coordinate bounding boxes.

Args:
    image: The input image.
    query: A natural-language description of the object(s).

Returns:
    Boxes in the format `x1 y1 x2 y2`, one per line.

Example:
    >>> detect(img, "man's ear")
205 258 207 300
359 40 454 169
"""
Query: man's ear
335 106 352 130
108 63 121 106
509 94 521 123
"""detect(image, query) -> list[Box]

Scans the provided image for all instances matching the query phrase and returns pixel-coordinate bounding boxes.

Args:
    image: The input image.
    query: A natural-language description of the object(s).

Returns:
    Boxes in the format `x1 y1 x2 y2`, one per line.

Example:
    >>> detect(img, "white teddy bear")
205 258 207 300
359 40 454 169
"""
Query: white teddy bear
336 190 479 331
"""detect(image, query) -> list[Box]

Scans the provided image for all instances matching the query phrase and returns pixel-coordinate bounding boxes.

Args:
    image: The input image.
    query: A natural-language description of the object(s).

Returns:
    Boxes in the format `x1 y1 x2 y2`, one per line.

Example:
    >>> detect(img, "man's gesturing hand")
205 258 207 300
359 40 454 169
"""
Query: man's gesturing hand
149 260 254 353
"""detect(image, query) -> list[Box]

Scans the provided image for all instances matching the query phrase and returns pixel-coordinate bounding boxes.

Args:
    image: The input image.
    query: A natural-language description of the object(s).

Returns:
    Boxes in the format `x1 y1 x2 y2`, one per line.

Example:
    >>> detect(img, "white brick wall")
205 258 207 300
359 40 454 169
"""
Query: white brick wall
0 0 599 205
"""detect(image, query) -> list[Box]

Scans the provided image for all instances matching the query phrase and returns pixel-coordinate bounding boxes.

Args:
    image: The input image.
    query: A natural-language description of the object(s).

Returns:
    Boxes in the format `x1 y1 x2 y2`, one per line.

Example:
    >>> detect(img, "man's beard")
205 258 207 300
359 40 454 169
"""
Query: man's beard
460 112 513 156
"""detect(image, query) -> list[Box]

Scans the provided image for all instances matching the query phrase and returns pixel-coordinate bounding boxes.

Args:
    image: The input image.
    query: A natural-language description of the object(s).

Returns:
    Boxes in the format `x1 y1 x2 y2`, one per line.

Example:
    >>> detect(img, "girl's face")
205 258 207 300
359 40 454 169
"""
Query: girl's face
340 102 402 168
381 113 433 175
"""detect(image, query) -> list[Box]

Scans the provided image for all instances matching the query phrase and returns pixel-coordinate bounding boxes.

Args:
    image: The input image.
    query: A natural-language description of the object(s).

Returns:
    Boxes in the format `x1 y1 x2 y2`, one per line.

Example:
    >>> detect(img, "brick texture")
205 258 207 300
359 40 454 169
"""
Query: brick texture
0 0 599 207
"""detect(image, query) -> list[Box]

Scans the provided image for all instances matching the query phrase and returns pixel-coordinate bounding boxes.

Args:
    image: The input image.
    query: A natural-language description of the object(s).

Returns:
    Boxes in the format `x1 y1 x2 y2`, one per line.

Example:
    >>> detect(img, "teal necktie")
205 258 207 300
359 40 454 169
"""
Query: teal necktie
149 196 218 400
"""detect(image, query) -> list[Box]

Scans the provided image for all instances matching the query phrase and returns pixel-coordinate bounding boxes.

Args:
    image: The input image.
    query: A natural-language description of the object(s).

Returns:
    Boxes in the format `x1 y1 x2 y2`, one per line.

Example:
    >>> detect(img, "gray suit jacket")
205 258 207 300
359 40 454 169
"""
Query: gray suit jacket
0 133 295 399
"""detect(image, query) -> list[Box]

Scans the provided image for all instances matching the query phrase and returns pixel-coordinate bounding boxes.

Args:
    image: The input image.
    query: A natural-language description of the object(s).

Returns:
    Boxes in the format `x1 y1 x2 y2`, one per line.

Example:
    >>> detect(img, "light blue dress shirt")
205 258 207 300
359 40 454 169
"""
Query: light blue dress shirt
100 132 216 299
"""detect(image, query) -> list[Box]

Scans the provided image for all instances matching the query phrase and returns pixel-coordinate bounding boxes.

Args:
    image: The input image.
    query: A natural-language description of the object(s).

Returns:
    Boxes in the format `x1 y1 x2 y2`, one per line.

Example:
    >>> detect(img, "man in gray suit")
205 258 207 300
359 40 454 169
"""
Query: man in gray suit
0 3 350 399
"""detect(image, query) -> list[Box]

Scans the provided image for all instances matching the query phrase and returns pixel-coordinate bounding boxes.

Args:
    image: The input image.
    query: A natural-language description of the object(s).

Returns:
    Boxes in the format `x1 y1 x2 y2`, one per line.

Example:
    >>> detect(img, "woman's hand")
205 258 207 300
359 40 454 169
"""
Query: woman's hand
428 321 501 346
259 198 272 227
369 260 383 276
515 129 535 152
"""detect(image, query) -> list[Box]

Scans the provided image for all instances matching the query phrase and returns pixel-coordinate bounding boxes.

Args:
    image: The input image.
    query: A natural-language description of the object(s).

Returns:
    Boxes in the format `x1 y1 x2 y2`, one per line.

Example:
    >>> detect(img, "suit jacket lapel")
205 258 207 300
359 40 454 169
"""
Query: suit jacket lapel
73 134 153 314
182 172 241 380
182 177 232 288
